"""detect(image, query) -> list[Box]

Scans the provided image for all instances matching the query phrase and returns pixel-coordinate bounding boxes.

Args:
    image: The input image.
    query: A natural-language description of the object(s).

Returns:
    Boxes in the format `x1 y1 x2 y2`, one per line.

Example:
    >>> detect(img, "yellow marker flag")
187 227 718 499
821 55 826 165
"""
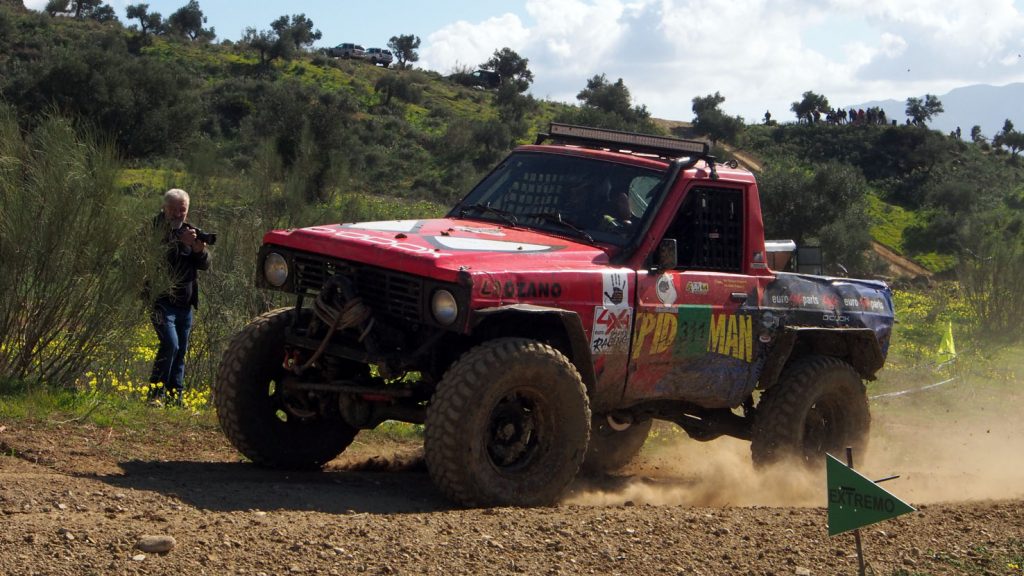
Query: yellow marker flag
937 321 956 364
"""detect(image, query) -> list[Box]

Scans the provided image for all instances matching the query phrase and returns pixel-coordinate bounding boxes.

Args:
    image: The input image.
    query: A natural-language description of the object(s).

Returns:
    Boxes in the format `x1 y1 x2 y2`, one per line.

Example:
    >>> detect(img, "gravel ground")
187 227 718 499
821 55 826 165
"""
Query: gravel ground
2 410 1023 576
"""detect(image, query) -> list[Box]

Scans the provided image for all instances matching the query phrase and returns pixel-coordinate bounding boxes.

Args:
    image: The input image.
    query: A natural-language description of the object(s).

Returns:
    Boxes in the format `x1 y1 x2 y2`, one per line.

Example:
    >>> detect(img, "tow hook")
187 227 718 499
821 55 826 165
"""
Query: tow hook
606 412 634 432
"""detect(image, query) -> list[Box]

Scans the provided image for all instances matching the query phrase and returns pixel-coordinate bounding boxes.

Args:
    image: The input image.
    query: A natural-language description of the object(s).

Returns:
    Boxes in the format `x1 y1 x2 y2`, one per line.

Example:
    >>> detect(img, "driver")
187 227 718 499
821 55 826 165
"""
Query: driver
562 173 631 231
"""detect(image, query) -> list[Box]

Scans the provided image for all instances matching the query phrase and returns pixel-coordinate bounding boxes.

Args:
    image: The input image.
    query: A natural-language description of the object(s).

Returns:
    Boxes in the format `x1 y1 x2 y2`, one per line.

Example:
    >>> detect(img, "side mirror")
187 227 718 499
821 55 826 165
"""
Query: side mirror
655 238 678 270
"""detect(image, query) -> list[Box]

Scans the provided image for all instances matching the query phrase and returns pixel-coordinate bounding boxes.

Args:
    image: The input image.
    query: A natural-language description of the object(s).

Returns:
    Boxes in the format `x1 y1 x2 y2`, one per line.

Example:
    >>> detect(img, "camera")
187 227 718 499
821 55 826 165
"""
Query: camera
176 224 217 246
194 229 217 245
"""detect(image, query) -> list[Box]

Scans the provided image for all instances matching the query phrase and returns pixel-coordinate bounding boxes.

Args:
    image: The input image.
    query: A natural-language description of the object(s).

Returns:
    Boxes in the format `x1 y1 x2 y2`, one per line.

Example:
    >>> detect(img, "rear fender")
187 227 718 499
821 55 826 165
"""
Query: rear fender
759 327 885 390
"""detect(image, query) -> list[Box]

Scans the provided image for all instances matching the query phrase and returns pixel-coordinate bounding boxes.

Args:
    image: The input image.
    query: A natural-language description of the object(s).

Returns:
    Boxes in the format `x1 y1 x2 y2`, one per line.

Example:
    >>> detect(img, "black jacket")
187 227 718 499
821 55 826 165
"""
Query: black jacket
152 212 211 309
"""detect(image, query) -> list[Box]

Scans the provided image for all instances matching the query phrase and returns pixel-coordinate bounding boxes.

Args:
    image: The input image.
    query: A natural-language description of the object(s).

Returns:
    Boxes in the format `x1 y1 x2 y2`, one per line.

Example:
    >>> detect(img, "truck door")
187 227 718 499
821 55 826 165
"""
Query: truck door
625 185 762 409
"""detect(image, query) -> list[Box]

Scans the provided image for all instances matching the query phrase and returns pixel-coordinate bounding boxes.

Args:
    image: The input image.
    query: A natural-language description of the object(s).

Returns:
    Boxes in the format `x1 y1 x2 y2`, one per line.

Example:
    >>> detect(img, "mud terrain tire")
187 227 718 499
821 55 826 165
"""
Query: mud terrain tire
751 355 870 467
582 417 652 474
215 307 356 469
425 338 590 507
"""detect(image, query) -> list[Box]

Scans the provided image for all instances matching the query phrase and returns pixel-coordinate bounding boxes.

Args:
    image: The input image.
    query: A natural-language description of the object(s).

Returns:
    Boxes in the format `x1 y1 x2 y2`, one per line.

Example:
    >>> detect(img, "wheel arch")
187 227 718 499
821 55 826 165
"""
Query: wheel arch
470 305 597 395
759 327 885 391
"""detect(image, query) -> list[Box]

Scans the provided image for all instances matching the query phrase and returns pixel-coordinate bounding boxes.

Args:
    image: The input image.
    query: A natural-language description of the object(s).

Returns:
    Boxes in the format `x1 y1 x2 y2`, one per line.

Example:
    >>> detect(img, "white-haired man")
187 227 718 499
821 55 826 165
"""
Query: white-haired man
147 188 211 405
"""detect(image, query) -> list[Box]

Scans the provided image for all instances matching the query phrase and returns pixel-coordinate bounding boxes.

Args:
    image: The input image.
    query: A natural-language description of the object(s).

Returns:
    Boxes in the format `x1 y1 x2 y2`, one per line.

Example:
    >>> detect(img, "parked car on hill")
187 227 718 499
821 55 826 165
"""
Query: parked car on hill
362 47 393 67
468 69 500 89
325 43 364 58
448 69 501 90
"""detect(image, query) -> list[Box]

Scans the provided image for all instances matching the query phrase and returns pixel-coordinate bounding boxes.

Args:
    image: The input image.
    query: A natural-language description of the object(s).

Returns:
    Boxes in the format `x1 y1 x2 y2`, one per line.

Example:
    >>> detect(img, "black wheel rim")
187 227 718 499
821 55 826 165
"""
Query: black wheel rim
486 390 547 471
802 394 846 459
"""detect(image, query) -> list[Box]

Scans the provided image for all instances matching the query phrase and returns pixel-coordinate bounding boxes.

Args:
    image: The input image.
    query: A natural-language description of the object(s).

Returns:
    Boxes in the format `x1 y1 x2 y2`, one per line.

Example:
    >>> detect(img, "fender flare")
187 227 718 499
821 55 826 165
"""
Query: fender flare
759 327 885 390
470 304 597 392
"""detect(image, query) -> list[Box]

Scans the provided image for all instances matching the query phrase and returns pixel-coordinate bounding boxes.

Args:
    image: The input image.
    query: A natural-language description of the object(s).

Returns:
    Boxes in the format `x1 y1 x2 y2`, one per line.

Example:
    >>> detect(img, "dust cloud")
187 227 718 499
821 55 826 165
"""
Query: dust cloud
568 371 1024 508
864 375 1024 504
566 436 823 508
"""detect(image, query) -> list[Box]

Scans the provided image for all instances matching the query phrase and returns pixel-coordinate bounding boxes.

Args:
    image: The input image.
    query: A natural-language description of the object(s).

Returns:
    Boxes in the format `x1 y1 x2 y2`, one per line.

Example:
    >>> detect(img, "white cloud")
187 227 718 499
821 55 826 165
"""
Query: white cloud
420 14 531 74
828 0 1024 79
444 0 1024 122
523 0 629 72
878 33 908 58
27 0 1024 122
24 0 131 14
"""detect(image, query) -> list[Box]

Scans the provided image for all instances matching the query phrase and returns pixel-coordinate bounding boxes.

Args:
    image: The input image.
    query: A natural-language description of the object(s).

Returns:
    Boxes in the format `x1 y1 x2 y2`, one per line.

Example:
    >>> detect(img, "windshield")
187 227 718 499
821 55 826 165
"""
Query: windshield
450 152 666 247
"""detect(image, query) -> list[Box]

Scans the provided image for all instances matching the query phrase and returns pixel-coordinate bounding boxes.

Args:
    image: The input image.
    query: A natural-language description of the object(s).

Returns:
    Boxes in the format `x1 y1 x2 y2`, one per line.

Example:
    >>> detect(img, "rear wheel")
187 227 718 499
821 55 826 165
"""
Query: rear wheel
425 338 590 507
214 307 357 469
751 355 870 467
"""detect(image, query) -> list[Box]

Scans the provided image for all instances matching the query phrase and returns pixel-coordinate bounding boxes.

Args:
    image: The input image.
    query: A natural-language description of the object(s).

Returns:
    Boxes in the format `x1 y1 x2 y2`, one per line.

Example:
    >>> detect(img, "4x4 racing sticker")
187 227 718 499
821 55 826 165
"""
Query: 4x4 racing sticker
591 306 632 355
593 271 633 355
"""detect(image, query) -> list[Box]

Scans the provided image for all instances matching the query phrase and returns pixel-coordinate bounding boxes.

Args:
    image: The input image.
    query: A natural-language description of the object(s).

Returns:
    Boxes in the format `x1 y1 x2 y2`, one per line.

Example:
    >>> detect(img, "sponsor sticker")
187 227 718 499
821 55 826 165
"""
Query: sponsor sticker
452 226 506 236
686 281 710 296
791 294 822 306
602 271 629 307
591 306 633 355
343 220 422 232
656 274 678 306
632 307 754 363
479 280 563 299
430 236 555 253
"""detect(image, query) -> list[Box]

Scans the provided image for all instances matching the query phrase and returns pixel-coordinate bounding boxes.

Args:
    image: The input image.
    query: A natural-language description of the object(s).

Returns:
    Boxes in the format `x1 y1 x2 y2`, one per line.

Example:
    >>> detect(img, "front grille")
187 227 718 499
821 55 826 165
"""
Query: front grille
292 253 423 322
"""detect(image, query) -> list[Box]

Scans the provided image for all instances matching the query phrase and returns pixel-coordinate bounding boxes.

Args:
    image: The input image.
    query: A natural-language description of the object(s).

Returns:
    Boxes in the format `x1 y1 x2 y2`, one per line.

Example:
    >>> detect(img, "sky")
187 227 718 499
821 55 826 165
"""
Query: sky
24 0 1024 122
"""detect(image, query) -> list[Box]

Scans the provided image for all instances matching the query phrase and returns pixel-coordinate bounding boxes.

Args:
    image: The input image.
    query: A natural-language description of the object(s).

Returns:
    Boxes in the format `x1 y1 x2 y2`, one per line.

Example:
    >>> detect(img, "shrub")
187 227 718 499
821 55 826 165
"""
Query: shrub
0 107 151 387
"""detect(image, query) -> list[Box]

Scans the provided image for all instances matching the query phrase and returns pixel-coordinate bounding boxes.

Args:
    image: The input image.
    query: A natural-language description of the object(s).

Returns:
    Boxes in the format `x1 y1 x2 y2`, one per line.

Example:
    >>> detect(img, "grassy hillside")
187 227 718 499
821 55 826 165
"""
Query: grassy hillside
0 6 577 207
2 5 1023 402
742 122 1024 276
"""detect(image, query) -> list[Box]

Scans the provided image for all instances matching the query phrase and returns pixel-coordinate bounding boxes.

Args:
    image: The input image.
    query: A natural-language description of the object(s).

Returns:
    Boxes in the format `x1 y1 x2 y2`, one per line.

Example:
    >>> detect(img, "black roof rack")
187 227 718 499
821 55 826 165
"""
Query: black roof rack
535 122 711 160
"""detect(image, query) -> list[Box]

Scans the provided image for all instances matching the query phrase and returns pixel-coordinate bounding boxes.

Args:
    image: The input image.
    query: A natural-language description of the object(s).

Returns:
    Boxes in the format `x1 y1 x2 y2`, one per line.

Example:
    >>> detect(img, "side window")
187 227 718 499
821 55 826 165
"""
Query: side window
666 187 744 272
626 175 661 219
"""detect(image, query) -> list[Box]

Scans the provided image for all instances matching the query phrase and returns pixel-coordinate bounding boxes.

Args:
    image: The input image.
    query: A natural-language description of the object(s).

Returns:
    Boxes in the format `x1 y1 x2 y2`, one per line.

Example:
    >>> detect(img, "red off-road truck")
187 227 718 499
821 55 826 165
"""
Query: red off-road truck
215 124 895 507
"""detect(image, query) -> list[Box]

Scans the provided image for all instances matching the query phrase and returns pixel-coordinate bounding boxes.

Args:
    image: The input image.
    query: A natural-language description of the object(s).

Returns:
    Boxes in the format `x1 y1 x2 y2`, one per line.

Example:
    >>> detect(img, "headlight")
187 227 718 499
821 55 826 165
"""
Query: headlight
263 252 289 287
431 289 459 326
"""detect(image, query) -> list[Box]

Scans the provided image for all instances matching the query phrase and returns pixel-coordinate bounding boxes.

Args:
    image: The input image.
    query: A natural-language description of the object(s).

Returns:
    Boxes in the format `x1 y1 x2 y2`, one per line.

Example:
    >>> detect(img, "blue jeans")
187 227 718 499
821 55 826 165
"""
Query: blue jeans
149 302 194 398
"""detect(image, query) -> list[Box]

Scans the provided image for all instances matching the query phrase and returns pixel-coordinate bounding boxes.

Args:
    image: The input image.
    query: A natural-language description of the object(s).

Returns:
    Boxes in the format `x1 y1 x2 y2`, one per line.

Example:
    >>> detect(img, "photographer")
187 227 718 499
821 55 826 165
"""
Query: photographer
147 188 212 406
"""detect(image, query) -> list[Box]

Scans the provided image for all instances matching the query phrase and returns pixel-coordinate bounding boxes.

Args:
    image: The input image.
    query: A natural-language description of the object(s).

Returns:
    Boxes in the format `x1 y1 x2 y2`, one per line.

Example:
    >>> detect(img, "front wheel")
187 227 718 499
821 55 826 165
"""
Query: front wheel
751 355 870 467
424 338 591 507
214 307 357 469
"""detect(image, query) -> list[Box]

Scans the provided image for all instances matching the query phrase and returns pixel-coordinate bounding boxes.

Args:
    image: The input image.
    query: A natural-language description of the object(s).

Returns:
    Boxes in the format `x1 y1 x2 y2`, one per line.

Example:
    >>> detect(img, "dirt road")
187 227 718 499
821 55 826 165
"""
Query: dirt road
2 390 1023 576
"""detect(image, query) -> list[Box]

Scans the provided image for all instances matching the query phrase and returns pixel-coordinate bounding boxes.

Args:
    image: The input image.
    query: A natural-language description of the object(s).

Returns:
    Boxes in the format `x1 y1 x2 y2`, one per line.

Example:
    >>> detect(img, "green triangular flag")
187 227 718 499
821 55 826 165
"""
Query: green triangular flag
827 454 916 536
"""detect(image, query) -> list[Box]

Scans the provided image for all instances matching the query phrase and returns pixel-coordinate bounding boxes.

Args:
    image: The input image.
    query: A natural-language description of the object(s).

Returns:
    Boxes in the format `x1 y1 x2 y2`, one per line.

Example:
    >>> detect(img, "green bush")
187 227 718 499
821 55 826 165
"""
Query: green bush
0 108 150 387
957 212 1024 340
758 158 883 276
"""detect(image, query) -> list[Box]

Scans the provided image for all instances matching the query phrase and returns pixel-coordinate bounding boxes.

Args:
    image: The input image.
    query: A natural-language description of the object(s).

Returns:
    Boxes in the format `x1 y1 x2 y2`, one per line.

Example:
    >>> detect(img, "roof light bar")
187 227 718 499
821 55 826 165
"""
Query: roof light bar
541 122 710 158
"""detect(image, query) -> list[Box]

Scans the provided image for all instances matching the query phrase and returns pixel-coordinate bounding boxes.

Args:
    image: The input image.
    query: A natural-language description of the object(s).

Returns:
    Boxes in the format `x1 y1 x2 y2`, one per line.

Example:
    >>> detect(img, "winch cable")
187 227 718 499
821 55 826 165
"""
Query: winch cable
292 278 372 375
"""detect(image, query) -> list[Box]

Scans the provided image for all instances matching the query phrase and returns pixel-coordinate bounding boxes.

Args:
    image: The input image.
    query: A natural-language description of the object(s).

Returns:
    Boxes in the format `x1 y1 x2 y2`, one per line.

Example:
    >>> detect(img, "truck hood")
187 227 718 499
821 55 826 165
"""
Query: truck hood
262 218 612 282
